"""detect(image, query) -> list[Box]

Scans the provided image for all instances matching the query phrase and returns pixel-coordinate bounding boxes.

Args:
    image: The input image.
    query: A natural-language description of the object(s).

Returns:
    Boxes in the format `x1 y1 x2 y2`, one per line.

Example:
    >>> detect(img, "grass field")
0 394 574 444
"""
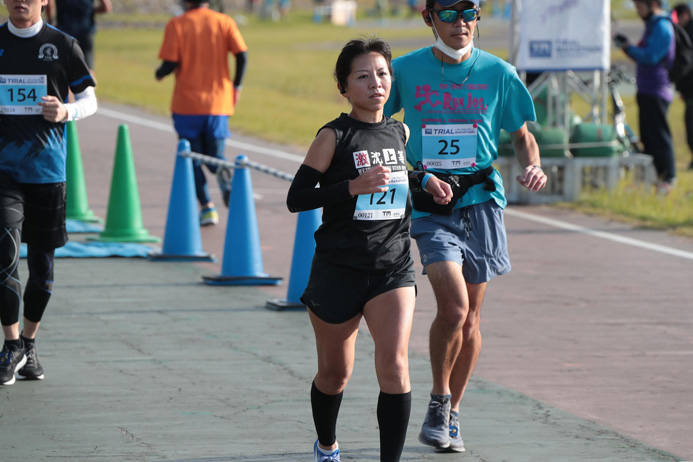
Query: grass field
93 13 434 148
5 6 688 236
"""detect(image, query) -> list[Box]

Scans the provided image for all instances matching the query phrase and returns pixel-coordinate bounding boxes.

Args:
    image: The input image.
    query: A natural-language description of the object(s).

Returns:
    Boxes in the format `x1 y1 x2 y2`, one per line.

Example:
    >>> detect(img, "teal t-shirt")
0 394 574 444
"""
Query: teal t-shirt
385 47 536 215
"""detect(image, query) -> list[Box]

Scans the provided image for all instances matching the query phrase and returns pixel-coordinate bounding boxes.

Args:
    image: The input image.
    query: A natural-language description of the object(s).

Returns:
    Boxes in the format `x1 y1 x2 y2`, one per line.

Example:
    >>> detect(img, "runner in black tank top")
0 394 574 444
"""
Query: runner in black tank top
314 112 411 271
286 37 452 462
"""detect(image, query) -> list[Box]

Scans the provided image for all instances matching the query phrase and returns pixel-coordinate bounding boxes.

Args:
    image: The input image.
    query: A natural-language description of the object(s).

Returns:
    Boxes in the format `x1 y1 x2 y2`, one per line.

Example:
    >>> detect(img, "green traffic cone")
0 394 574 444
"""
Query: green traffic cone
88 124 160 243
65 121 101 222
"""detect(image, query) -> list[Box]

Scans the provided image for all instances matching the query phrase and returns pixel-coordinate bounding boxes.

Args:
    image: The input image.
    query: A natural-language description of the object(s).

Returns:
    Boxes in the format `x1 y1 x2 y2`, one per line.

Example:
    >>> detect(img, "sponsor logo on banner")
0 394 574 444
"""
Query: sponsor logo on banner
530 41 552 58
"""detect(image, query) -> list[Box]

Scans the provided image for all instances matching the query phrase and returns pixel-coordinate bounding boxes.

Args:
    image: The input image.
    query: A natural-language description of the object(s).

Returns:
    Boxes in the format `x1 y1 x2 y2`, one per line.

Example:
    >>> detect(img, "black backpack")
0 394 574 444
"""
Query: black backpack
658 17 693 86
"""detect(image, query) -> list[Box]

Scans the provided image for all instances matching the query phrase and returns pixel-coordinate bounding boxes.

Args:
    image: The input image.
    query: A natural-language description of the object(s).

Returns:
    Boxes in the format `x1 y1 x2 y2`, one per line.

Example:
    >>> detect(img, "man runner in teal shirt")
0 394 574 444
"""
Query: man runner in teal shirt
384 0 547 452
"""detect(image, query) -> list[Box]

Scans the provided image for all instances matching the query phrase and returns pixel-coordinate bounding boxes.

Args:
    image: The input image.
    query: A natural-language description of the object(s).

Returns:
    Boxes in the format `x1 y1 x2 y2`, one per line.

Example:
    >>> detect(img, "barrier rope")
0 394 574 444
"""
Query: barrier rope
179 150 295 182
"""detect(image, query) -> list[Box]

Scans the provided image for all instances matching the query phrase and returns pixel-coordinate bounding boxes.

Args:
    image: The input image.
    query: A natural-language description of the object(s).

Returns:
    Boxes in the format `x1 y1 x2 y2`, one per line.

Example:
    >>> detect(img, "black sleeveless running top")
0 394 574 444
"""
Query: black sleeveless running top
314 113 412 271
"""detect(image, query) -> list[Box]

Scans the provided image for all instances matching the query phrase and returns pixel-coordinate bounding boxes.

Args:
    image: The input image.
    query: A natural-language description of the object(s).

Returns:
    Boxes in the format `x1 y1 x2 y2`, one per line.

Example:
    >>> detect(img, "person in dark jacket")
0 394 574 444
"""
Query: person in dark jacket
615 0 676 193
673 3 693 169
45 0 112 71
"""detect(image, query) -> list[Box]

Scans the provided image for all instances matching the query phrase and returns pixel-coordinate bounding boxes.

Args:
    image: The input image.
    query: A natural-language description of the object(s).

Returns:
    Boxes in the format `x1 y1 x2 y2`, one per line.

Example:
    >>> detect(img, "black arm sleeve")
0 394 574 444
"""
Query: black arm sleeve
156 61 178 80
234 51 247 88
287 164 352 213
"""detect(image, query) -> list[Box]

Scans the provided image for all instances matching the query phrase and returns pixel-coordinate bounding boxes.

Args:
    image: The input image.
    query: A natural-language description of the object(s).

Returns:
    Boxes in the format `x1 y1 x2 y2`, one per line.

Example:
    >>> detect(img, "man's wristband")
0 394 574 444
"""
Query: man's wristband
421 173 434 190
532 165 543 172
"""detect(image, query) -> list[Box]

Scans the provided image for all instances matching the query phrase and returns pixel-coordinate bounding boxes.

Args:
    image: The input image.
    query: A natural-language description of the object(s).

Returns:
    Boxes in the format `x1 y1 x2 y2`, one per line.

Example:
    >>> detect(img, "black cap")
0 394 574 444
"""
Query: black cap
425 0 478 10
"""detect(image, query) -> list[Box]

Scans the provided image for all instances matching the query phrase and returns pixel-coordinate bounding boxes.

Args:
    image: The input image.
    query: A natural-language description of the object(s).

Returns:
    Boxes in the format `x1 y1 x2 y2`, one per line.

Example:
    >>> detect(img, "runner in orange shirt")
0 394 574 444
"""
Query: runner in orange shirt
156 0 248 226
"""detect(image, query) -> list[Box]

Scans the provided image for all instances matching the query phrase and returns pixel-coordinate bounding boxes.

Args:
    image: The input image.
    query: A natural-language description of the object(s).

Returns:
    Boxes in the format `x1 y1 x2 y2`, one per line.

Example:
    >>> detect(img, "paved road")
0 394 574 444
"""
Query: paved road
4 102 687 461
2 257 685 462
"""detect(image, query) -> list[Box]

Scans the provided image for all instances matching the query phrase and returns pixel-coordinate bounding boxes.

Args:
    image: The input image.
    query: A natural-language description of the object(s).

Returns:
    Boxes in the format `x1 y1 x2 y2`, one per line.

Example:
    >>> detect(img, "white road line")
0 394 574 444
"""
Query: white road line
505 208 693 260
98 107 305 162
99 106 693 261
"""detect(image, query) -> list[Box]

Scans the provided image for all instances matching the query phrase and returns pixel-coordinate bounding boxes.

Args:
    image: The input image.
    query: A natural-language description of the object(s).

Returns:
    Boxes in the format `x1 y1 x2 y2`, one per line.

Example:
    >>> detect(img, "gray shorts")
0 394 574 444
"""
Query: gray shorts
410 200 510 284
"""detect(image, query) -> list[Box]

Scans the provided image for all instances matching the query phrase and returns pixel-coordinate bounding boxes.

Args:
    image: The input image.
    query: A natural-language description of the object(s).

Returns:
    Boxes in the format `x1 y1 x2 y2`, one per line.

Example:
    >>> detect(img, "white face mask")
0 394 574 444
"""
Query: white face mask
431 20 474 60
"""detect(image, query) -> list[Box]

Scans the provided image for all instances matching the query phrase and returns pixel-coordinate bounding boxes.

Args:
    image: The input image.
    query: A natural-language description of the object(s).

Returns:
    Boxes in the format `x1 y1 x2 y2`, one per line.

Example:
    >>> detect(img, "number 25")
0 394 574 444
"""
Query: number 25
438 139 460 155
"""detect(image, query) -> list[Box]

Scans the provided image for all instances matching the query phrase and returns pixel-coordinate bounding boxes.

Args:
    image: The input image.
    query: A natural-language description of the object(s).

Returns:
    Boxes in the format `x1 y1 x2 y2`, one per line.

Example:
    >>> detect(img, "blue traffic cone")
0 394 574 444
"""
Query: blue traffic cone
203 155 282 286
266 208 321 310
149 140 215 262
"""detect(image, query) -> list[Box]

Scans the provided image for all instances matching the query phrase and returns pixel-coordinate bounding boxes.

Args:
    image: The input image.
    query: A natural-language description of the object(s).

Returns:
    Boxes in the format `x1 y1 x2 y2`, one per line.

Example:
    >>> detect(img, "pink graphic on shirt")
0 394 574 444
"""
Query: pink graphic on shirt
414 84 442 111
353 150 371 168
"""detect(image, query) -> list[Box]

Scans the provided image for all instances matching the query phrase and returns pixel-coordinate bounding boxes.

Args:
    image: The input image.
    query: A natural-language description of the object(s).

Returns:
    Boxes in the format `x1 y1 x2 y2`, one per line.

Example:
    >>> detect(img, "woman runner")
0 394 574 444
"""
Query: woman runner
286 36 452 462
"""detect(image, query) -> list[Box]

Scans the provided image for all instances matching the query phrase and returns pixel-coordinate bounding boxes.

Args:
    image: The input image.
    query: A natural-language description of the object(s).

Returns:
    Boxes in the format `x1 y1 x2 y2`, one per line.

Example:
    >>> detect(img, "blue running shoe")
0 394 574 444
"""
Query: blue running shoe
314 440 340 462
435 410 465 453
418 394 451 450
199 207 219 226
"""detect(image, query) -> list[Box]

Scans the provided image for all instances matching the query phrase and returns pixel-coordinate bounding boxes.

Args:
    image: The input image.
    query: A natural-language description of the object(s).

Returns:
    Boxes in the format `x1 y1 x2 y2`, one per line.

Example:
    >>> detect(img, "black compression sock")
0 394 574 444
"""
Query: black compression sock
377 391 412 462
4 337 23 350
20 333 35 347
311 381 343 447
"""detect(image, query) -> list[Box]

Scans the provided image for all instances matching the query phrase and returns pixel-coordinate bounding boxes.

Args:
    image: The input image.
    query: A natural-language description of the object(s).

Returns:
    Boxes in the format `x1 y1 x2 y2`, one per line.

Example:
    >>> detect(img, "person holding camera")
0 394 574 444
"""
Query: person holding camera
614 0 676 193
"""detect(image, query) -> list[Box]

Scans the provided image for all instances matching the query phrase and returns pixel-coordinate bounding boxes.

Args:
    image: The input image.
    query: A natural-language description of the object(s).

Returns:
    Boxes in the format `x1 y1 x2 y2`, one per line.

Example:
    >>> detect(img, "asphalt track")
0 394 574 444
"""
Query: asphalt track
1 102 691 461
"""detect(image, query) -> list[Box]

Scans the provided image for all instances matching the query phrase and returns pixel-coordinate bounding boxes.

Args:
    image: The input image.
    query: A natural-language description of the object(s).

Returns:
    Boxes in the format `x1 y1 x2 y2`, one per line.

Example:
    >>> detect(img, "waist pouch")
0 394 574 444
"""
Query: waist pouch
410 166 496 215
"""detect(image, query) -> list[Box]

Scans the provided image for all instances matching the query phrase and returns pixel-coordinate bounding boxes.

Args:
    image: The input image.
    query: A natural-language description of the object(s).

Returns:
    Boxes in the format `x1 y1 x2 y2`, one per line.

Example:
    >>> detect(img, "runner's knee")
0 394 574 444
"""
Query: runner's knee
26 246 55 291
316 366 352 393
436 303 468 329
375 352 409 392
462 322 481 345
462 305 482 339
0 227 21 278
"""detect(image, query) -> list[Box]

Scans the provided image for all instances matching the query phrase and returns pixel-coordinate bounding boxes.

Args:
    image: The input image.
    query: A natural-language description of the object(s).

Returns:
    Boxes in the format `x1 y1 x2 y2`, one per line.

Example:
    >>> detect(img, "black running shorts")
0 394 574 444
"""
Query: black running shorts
301 255 416 324
0 172 68 248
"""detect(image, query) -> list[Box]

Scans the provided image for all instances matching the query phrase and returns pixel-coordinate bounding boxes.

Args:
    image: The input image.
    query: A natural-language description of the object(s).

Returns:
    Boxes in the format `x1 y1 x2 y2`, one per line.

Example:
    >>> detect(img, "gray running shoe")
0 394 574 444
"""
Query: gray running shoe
435 410 465 453
18 341 45 380
418 394 451 449
0 344 27 386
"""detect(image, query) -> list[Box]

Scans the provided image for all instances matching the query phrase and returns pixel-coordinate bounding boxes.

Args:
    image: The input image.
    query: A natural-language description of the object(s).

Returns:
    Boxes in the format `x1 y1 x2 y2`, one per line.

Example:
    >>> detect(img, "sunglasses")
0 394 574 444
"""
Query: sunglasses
433 8 479 23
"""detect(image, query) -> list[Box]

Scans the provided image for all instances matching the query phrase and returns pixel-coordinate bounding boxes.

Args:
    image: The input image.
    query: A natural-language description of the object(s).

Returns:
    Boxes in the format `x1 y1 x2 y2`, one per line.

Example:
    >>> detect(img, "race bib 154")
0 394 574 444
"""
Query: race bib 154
0 75 48 115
